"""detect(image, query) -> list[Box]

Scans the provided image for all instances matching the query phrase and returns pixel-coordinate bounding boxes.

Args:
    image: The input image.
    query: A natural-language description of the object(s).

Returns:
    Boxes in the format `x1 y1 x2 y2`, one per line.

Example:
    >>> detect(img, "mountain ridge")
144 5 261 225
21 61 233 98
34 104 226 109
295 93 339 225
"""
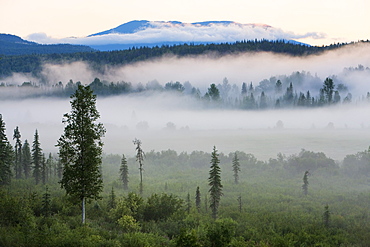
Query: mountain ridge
0 33 95 56
86 20 306 51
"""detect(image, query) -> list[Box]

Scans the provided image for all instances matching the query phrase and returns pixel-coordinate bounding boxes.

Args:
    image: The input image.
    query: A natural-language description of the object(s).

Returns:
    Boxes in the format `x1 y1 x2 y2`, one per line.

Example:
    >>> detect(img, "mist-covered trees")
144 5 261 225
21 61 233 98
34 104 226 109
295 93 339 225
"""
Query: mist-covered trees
302 171 309 196
13 126 22 179
57 85 106 224
120 154 129 190
208 146 223 219
133 138 145 194
32 129 42 185
232 152 241 184
0 114 13 185
22 140 31 179
195 186 201 212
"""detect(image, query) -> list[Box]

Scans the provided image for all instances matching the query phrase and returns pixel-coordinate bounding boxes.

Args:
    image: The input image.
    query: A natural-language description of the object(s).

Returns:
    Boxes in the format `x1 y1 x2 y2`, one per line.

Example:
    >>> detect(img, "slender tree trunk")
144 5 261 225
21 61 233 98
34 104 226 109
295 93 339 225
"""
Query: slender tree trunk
139 163 143 194
82 197 86 224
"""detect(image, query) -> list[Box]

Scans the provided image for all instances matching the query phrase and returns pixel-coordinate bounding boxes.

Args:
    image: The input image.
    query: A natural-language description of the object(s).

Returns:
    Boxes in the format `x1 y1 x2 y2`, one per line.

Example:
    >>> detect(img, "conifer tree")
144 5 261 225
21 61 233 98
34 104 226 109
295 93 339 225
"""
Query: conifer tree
107 187 117 210
186 192 191 214
302 171 309 196
57 85 106 224
0 114 13 186
46 153 54 180
133 138 144 194
32 129 42 185
41 153 47 185
237 195 242 213
42 186 51 217
241 82 247 95
195 186 201 213
323 204 330 228
208 146 223 219
22 140 31 179
232 152 241 184
119 154 129 190
13 126 22 179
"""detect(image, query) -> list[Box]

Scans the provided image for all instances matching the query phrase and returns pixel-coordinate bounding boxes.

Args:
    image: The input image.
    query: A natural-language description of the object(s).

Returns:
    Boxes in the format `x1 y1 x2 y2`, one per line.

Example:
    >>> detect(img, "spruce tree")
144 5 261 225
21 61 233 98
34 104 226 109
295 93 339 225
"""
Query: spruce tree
237 195 242 213
195 186 201 213
13 126 22 179
41 153 47 185
186 192 191 214
42 186 51 217
32 129 42 185
22 140 31 179
0 114 13 186
323 204 330 228
208 146 223 219
46 153 54 180
107 187 117 210
57 85 106 224
232 152 241 184
133 138 144 194
119 154 129 190
302 171 309 196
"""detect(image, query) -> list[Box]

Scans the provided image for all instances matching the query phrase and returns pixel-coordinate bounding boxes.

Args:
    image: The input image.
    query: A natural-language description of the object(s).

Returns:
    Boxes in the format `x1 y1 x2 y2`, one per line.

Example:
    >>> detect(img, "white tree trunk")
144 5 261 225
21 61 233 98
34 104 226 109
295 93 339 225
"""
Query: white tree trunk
82 197 86 224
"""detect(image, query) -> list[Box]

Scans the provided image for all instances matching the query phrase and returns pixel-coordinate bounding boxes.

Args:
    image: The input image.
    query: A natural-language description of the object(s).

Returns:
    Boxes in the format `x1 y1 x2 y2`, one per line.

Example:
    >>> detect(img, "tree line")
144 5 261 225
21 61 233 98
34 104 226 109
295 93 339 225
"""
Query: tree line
2 72 365 110
1 39 369 79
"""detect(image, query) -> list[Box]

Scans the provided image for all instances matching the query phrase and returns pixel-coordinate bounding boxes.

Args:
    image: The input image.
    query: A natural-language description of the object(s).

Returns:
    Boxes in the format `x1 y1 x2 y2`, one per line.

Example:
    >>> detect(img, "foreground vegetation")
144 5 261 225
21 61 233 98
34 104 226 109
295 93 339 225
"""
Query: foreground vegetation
2 145 370 246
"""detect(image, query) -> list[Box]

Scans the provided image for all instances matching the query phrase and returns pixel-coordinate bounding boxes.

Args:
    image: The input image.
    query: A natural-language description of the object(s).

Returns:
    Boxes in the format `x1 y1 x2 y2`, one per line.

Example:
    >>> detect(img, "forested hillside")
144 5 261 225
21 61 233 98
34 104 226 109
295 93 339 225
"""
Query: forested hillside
1 39 367 79
0 34 95 56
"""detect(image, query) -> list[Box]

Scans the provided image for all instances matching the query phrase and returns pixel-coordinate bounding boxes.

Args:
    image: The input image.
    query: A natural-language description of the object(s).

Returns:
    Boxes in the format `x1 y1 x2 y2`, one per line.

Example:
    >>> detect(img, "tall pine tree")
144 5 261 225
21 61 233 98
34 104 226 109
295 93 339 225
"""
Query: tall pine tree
119 154 129 190
0 114 13 186
32 129 42 185
13 126 22 179
22 140 31 179
208 146 223 219
195 186 201 213
133 138 144 194
232 152 241 184
57 85 105 224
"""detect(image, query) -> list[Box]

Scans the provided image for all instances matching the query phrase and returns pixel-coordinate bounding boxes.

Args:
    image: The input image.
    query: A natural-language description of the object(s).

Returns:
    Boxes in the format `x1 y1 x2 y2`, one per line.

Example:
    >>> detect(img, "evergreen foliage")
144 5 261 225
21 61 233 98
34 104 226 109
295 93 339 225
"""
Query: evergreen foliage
119 154 129 190
195 186 201 213
41 186 51 217
2 39 368 79
57 85 106 224
0 114 13 185
208 146 223 219
32 129 42 185
21 139 31 179
133 138 145 194
302 171 309 196
232 152 241 184
13 126 22 179
323 204 330 228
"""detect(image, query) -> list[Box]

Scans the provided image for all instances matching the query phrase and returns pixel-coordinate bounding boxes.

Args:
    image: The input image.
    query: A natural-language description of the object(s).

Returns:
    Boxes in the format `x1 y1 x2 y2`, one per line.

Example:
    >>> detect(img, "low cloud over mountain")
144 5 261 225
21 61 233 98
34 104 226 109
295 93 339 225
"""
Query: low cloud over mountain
26 20 326 50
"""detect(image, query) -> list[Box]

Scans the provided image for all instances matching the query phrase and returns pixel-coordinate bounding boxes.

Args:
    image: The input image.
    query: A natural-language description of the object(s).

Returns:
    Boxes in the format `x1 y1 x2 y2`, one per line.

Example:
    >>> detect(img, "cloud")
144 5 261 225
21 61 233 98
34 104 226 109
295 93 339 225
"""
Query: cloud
26 21 327 46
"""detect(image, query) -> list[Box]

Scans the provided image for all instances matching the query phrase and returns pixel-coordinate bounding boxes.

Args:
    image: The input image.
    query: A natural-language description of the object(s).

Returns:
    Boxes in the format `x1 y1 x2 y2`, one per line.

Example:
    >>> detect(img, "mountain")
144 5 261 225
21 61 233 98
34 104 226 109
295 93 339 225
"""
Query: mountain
0 34 95 56
86 20 309 51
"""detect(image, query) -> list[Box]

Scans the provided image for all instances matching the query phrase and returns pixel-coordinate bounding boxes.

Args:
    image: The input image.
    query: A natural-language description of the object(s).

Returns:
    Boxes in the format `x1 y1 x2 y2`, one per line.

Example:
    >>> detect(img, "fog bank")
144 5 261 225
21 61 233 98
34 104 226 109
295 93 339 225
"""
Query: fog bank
1 95 370 161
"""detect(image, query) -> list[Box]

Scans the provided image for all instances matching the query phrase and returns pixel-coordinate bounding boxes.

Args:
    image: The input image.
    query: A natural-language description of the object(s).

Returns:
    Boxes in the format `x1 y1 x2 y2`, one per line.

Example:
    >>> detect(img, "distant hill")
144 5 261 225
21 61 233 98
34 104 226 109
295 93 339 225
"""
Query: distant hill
0 39 356 80
0 34 95 55
86 20 309 51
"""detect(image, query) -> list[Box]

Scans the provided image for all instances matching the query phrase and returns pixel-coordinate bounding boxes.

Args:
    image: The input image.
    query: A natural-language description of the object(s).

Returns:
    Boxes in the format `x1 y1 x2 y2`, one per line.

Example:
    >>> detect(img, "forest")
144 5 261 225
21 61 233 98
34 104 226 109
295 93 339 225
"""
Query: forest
1 39 369 79
1 84 370 246
2 67 370 110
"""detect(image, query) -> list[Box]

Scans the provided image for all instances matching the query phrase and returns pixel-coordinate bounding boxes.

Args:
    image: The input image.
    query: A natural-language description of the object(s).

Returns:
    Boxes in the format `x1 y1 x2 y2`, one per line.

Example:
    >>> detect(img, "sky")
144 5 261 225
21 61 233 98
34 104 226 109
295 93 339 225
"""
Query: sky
1 0 369 46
